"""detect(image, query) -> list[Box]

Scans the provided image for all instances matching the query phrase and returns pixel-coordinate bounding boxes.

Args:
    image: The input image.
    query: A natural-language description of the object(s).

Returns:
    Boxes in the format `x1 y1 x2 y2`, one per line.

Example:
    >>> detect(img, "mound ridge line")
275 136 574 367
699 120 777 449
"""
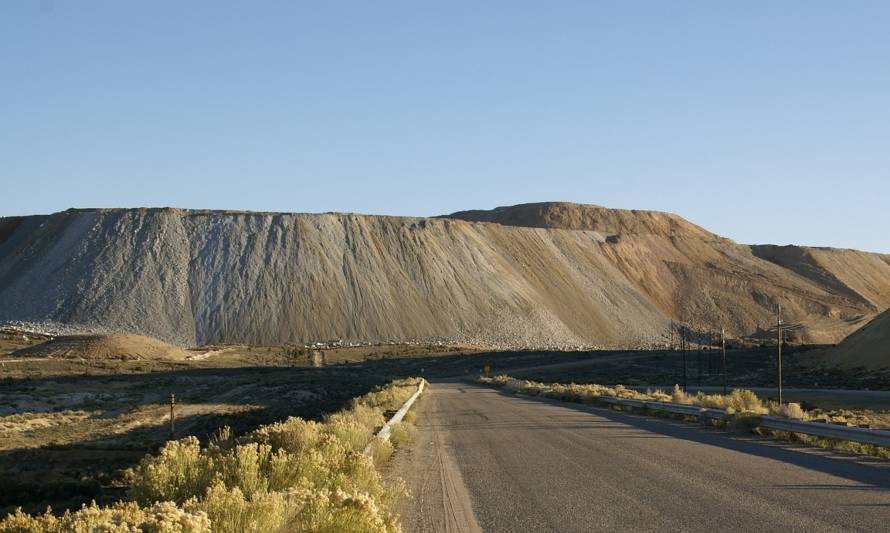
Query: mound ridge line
1 202 887 349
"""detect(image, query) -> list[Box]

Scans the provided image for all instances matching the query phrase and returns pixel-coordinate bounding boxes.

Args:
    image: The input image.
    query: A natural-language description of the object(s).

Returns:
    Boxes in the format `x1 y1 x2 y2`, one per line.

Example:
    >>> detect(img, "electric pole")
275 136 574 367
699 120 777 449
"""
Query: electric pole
697 332 702 387
681 326 687 392
721 327 727 395
777 305 783 404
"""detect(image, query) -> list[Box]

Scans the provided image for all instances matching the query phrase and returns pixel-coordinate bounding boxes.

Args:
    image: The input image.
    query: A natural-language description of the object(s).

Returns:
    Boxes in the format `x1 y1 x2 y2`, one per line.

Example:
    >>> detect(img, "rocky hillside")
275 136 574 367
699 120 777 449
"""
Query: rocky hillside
823 311 890 370
0 203 887 349
819 309 890 370
448 203 890 345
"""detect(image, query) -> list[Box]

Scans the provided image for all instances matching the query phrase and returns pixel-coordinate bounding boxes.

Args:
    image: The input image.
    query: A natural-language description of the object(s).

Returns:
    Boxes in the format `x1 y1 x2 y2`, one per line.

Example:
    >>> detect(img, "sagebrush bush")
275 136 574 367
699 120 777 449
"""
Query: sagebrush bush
769 402 807 420
482 376 782 419
183 482 300 533
389 422 416 446
130 436 217 504
368 437 394 466
1 378 425 533
0 501 211 533
247 417 324 454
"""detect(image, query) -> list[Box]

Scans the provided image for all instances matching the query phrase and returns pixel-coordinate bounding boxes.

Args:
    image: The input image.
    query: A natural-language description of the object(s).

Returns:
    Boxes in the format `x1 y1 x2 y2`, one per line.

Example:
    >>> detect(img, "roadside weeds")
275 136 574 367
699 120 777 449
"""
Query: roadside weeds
1 378 427 533
477 375 890 461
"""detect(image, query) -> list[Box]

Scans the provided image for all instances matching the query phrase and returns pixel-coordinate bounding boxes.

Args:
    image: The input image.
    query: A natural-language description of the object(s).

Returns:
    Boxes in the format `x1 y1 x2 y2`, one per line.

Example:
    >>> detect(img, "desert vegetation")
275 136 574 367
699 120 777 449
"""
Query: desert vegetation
0 377 424 532
480 374 772 414
478 375 890 458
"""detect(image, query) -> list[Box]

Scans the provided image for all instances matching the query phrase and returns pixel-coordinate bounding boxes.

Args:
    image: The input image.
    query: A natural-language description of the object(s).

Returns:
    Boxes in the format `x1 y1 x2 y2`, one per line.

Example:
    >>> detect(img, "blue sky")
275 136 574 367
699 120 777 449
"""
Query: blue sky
2 1 889 252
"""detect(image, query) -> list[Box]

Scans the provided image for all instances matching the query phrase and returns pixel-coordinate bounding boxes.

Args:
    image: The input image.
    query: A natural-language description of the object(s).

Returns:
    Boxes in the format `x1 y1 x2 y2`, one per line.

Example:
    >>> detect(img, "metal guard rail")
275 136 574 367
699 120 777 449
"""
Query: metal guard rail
512 381 890 448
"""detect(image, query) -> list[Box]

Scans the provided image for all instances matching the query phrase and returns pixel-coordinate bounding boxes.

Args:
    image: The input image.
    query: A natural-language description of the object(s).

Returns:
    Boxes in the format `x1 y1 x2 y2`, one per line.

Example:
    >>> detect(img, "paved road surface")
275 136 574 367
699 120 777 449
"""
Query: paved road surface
387 381 890 532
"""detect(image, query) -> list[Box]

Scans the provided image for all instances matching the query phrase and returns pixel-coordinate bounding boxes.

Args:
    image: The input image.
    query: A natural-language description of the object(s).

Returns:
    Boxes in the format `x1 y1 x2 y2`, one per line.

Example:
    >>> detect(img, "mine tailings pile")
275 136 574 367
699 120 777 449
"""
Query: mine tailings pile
1 202 888 348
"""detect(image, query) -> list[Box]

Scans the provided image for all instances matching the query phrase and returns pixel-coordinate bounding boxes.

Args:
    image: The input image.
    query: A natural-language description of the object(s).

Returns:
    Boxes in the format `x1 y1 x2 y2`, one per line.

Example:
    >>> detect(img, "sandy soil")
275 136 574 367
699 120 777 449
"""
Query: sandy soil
819 309 890 370
11 333 192 361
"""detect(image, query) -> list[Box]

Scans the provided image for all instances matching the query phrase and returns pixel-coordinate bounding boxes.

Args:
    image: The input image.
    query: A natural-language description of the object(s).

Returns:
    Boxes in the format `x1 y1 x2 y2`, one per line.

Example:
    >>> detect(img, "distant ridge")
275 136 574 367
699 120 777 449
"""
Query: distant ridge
0 202 888 351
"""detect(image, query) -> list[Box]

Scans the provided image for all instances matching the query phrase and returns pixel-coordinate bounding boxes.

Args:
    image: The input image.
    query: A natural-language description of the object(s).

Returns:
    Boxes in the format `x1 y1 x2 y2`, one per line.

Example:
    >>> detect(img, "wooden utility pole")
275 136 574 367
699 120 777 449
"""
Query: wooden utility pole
681 326 687 392
669 321 674 351
707 331 712 376
697 332 702 387
721 328 727 395
170 393 176 438
777 305 783 404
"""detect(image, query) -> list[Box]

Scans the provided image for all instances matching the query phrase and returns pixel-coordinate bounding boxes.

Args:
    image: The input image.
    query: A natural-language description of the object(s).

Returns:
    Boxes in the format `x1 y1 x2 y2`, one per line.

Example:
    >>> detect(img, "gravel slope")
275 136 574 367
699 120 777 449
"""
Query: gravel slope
821 308 890 370
0 203 887 348
0 208 666 347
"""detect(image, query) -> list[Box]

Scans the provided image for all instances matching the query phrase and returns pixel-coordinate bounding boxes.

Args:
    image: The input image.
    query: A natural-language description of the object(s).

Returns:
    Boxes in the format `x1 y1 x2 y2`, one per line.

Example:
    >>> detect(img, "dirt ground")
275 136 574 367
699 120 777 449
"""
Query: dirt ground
0 333 491 516
3 331 889 517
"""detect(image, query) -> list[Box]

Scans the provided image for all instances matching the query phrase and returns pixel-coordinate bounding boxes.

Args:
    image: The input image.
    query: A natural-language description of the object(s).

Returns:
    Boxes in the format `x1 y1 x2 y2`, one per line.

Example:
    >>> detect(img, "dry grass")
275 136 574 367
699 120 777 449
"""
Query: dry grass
478 375 890 460
0 378 424 533
759 428 890 460
389 422 416 447
482 375 780 416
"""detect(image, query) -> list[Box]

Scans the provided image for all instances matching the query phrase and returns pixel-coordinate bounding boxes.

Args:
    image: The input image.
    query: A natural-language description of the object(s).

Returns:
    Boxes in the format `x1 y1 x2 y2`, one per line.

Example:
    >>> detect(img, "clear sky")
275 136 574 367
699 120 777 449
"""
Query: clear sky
2 2 889 252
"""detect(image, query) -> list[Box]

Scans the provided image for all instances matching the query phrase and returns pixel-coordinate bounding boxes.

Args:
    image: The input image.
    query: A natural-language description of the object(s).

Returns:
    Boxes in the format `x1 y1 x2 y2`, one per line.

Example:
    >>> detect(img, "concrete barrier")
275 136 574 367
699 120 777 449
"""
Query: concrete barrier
363 380 426 456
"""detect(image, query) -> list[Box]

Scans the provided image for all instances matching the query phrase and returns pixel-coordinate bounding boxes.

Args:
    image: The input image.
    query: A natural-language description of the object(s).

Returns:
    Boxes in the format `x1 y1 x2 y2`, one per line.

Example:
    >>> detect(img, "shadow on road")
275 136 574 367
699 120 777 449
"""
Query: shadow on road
490 387 890 491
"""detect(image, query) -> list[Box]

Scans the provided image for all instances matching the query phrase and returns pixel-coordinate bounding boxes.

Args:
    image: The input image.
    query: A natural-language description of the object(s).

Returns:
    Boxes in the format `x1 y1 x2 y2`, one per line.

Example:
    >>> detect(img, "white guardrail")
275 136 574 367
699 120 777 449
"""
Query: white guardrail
363 379 426 456
505 380 890 448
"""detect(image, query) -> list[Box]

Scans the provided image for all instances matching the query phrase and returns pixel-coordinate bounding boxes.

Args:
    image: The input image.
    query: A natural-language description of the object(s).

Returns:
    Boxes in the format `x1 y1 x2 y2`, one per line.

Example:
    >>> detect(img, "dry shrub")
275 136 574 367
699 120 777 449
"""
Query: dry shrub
368 437 394 466
0 501 211 533
478 374 514 388
482 376 768 417
357 378 421 411
183 482 299 533
130 436 216 504
298 488 402 533
246 417 324 454
2 378 424 533
389 422 416 446
769 402 808 420
671 385 691 405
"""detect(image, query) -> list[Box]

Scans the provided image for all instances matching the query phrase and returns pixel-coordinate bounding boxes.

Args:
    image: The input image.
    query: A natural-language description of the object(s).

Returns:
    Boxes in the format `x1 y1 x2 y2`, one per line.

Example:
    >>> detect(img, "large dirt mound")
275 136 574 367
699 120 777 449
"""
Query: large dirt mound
820 310 890 370
448 203 890 345
0 204 888 350
447 201 719 240
12 334 192 360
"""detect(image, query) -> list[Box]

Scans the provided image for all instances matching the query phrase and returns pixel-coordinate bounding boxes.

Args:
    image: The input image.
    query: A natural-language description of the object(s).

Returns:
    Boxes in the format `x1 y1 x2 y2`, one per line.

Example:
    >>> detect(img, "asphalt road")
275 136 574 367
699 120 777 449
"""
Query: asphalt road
387 381 890 533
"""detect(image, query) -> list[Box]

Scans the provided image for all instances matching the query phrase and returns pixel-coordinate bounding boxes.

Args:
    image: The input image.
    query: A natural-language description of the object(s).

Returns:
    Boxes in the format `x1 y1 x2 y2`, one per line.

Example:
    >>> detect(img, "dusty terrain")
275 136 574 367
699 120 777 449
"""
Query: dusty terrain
1 202 888 350
448 202 890 345
2 327 889 519
819 308 890 370
11 333 192 361
0 331 487 515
